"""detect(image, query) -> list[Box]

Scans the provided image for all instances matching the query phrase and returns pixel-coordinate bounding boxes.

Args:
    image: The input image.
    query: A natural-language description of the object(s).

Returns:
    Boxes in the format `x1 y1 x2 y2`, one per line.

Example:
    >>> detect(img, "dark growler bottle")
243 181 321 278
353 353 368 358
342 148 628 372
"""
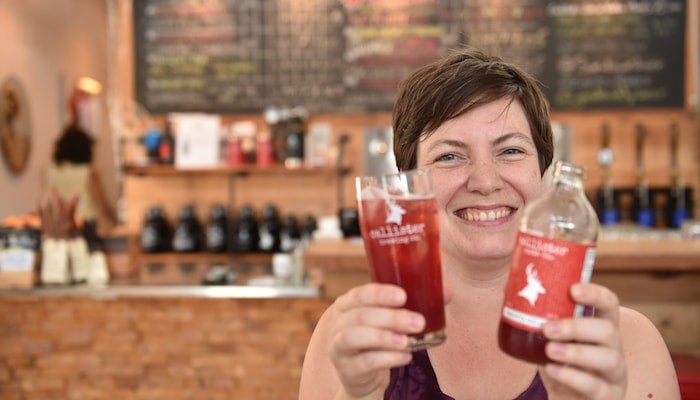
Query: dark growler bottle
205 205 228 253
280 215 301 253
233 205 259 253
499 161 600 364
140 206 171 253
172 205 202 253
258 205 282 253
302 214 318 241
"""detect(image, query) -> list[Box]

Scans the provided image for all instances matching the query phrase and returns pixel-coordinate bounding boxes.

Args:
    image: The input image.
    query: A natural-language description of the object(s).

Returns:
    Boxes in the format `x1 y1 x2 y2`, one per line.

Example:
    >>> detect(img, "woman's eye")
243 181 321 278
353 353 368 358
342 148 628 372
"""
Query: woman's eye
501 148 525 156
436 153 458 162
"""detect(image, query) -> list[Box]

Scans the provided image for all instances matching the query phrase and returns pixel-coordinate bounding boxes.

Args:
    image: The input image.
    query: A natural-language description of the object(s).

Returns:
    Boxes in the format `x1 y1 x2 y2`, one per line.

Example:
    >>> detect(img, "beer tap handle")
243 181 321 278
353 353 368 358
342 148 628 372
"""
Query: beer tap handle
634 123 646 178
601 123 611 150
670 122 680 184
598 123 613 179
633 123 653 226
597 123 618 225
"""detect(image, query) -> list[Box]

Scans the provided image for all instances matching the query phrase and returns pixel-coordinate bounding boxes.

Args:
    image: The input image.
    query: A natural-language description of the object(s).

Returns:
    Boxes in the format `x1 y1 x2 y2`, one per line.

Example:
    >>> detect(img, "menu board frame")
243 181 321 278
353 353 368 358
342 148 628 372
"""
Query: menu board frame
134 0 687 114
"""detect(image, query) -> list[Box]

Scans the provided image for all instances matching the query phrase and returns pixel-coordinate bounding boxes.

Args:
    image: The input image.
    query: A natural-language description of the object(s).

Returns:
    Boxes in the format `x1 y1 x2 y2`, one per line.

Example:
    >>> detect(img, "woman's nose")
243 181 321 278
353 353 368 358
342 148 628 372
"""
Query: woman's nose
465 159 502 194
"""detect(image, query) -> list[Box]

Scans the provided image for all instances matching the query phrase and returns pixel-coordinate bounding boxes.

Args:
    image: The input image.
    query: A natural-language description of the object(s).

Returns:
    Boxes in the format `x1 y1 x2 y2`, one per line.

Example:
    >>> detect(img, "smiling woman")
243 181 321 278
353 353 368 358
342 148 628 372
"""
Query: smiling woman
0 77 31 174
299 46 681 400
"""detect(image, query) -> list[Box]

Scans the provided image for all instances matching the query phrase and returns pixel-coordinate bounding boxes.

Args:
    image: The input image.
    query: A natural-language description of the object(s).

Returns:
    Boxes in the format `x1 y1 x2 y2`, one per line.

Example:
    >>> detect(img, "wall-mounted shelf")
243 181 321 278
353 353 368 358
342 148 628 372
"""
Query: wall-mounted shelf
123 164 338 177
124 234 276 285
120 163 340 285
137 251 272 265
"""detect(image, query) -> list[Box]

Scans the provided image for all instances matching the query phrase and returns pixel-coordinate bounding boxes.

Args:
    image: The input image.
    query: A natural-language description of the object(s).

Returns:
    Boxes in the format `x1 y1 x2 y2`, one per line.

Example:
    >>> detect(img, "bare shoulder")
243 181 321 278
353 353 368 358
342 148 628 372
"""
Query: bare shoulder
299 302 340 399
618 306 681 399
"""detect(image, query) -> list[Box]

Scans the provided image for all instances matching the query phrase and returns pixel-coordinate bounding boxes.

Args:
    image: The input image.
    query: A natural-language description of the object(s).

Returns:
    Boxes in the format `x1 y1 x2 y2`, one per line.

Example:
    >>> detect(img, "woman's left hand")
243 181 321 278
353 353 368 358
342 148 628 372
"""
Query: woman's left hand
539 282 627 399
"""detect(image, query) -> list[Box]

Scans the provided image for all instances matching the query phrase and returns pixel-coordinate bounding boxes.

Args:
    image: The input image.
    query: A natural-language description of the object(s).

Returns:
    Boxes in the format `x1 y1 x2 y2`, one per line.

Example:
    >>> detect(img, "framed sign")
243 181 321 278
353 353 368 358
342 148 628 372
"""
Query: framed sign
134 0 687 113
0 77 31 174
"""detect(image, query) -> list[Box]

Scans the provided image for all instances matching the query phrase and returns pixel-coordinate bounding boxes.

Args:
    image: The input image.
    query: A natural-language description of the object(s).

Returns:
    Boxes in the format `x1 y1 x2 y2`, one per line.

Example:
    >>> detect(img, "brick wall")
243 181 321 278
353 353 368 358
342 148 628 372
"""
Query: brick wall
0 296 331 400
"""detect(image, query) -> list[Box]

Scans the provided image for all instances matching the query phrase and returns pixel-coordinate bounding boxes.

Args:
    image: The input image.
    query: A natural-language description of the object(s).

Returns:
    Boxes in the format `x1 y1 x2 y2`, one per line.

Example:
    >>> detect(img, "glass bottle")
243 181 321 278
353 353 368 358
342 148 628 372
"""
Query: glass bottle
140 206 171 253
143 126 161 165
264 107 286 164
205 205 228 253
280 215 301 253
233 205 259 253
301 214 318 242
172 205 202 253
158 118 175 165
284 107 306 169
258 204 281 253
499 161 600 364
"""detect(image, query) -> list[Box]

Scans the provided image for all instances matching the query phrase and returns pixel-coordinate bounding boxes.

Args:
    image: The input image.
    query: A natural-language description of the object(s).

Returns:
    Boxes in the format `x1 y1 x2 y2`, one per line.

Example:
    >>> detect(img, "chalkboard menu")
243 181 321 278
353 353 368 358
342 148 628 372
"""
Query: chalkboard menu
134 0 687 113
544 1 686 109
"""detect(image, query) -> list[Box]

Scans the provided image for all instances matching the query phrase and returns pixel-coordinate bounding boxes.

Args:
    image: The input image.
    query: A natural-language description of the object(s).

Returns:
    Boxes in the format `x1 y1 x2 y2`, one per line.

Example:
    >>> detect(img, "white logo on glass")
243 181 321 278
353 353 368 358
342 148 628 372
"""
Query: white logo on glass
518 263 546 307
385 199 406 225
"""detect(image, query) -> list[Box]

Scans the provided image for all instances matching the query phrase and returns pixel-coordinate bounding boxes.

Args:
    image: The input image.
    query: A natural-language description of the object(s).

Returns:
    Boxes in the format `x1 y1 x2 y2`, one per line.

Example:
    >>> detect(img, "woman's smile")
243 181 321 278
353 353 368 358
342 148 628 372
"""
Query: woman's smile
455 206 514 222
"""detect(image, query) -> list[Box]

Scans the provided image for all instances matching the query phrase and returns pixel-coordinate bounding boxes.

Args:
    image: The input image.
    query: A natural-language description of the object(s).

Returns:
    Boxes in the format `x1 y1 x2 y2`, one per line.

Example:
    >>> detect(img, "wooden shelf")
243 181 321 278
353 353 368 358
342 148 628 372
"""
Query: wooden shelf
137 251 273 265
123 164 338 176
120 163 342 280
304 238 700 273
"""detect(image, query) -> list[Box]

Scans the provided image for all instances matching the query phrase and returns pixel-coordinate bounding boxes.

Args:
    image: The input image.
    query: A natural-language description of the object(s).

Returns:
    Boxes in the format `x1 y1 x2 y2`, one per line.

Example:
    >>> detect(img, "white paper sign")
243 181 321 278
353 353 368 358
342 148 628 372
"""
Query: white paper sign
0 249 35 271
174 113 221 169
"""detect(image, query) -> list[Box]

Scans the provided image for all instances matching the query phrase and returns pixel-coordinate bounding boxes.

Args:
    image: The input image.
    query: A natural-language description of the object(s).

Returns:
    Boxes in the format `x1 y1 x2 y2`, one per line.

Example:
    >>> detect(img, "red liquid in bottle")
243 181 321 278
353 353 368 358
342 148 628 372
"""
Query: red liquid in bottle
359 197 445 335
498 319 549 364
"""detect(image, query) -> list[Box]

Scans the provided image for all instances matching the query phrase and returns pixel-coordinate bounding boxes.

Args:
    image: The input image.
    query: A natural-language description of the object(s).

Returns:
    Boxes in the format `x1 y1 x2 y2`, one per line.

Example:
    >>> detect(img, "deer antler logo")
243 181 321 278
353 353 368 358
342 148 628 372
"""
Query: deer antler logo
385 199 406 225
518 263 546 307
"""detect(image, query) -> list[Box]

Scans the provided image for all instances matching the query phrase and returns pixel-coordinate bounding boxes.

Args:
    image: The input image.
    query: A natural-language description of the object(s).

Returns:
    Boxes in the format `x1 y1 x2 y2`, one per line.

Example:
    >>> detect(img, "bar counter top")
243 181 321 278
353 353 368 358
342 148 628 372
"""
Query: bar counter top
0 284 320 299
304 235 700 273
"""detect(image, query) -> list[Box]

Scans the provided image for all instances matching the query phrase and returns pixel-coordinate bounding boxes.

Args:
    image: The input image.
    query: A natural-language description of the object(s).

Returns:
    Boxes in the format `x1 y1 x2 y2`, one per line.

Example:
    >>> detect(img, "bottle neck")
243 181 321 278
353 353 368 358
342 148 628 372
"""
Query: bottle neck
552 162 586 192
555 172 584 190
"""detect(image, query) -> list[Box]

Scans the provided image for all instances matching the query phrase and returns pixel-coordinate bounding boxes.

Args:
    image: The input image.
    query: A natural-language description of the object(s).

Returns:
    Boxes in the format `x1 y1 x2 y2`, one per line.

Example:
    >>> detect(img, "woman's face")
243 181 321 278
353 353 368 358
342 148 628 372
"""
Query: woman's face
417 97 544 266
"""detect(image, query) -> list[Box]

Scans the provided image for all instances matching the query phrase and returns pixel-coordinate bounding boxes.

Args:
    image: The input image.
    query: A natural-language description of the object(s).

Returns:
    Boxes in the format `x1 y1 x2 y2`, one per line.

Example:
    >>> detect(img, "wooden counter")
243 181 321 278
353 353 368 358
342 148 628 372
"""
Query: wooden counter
304 237 700 274
0 291 331 400
303 237 700 354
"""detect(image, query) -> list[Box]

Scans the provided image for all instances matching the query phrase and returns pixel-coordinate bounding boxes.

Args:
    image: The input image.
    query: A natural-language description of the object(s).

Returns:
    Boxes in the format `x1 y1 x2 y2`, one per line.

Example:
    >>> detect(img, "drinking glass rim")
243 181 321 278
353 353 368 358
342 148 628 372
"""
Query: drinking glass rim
355 167 432 181
355 168 434 200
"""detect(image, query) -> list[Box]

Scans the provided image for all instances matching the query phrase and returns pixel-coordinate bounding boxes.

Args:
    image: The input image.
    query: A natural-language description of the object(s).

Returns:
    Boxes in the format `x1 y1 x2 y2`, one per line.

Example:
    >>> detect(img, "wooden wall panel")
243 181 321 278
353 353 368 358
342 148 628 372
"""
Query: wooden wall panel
115 0 700 232
122 110 699 234
233 171 338 218
625 302 700 352
123 174 229 232
553 109 699 190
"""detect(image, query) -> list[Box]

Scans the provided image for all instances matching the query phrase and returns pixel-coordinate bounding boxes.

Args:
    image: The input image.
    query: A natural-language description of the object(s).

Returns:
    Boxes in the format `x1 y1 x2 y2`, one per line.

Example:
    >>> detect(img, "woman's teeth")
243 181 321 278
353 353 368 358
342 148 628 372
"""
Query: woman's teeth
464 208 512 221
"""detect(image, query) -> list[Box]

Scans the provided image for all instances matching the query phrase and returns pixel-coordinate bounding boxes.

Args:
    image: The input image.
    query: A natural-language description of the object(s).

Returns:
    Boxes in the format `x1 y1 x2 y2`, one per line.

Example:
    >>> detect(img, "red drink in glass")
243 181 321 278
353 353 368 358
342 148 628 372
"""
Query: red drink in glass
358 193 446 350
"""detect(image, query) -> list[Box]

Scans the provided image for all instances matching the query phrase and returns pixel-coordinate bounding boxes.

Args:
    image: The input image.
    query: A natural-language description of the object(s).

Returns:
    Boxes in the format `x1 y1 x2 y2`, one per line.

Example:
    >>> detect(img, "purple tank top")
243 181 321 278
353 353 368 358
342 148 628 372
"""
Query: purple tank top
385 350 547 399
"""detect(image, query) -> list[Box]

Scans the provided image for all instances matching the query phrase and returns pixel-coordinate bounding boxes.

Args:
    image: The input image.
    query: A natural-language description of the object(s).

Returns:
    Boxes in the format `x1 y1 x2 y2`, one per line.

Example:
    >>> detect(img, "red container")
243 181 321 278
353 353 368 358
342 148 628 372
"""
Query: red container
256 136 275 167
672 353 700 400
227 138 245 166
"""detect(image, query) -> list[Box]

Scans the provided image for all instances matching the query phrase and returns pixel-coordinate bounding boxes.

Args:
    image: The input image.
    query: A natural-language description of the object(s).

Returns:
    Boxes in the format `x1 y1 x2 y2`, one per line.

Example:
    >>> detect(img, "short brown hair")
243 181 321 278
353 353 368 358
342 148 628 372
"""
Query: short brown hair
392 46 553 175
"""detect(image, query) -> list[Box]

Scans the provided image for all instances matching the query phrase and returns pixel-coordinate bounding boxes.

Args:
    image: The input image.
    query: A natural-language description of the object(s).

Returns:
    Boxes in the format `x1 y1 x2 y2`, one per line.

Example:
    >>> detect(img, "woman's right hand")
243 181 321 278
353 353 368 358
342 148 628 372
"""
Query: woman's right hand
328 283 426 399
